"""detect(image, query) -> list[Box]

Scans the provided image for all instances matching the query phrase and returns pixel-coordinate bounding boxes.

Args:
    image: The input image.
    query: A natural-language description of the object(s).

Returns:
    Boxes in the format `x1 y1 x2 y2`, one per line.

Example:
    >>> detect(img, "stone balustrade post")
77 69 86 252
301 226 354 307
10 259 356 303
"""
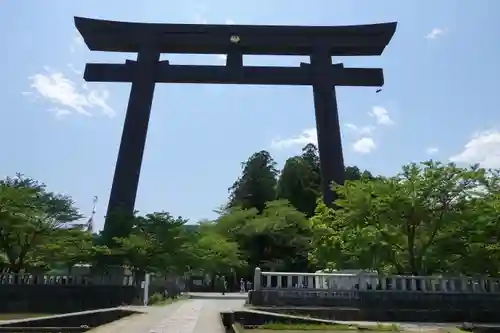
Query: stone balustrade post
307 276 314 288
400 277 406 291
411 277 417 291
358 275 365 290
421 278 427 292
440 278 447 292
482 278 488 292
254 267 261 291
461 277 468 292
391 277 396 290
380 277 387 290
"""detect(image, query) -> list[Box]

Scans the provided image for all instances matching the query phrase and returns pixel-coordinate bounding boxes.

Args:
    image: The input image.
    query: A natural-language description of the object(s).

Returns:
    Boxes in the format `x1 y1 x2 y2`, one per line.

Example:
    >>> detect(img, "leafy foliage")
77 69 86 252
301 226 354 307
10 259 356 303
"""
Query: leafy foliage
33 228 111 271
228 150 278 212
277 144 374 218
113 212 190 273
0 174 82 272
192 224 243 274
277 156 319 218
310 161 500 276
2 146 500 279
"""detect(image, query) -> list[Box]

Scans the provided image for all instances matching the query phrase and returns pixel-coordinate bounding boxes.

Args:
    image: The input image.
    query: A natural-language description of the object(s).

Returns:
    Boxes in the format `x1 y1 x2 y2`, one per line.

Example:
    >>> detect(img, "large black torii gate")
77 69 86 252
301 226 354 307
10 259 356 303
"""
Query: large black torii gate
75 17 396 234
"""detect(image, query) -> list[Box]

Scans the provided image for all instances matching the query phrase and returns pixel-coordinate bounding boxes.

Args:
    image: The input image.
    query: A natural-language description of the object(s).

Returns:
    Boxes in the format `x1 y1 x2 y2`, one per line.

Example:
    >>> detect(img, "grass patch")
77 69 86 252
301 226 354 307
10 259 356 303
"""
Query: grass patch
446 329 470 333
0 313 53 320
247 331 391 333
149 293 188 306
255 322 400 331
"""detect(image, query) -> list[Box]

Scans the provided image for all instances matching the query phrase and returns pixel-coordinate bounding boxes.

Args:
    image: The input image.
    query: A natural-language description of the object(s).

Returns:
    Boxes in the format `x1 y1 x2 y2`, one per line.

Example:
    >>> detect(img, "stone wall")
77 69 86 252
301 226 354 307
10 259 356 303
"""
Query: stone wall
249 289 500 322
0 308 141 332
0 284 141 313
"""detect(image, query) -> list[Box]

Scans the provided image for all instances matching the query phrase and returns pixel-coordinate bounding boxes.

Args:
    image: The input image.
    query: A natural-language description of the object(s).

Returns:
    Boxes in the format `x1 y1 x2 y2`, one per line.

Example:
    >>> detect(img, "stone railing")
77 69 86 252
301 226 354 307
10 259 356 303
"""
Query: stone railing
250 268 500 322
253 267 500 293
0 273 136 286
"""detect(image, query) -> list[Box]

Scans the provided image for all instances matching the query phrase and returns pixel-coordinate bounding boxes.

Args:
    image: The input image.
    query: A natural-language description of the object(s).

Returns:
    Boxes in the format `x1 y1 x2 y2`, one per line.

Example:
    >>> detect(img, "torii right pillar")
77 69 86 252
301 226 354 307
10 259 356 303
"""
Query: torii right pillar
311 46 347 208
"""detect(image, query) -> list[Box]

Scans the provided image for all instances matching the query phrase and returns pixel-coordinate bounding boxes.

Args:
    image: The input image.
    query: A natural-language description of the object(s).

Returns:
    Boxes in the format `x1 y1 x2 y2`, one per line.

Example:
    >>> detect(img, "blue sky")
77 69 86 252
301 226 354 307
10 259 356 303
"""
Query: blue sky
1 1 499 230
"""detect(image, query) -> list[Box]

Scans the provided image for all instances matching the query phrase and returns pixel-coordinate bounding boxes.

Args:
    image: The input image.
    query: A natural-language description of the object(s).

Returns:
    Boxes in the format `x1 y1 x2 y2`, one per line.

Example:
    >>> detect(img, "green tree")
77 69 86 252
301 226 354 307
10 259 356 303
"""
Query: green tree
301 143 321 179
310 161 498 275
228 150 278 213
215 200 311 273
300 143 374 182
277 143 374 217
344 166 374 181
246 200 312 271
427 174 500 276
277 156 319 218
0 174 82 273
100 209 136 248
192 223 244 275
113 212 191 275
33 228 110 272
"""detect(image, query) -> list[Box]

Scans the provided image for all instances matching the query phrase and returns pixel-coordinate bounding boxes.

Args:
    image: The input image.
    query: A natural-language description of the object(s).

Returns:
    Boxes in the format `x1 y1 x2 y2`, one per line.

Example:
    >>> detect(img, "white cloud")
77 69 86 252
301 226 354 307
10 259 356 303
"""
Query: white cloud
271 128 317 149
271 127 376 155
50 108 72 119
352 137 376 154
67 63 82 75
70 34 84 53
26 68 115 118
87 90 115 117
368 106 394 126
345 123 375 136
426 147 439 155
345 124 376 153
271 108 388 154
425 28 447 39
450 129 500 168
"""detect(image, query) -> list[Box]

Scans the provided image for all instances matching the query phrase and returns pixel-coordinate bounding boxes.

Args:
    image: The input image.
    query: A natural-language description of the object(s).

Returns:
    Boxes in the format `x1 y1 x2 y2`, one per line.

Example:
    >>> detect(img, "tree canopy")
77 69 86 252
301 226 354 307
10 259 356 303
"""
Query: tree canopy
1 145 499 279
309 161 500 276
0 174 82 272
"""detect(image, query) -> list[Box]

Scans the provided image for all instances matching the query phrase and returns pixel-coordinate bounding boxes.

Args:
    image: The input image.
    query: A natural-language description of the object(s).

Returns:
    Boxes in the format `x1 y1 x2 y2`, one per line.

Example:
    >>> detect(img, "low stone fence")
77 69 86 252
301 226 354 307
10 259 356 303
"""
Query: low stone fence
249 268 500 322
253 268 500 293
0 274 141 313
0 273 135 286
0 308 141 332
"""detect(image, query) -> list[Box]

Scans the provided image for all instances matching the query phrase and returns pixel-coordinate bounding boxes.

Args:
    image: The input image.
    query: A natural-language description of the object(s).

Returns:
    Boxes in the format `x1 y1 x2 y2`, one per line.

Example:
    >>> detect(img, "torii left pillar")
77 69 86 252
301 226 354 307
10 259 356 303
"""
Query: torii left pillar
102 47 160 240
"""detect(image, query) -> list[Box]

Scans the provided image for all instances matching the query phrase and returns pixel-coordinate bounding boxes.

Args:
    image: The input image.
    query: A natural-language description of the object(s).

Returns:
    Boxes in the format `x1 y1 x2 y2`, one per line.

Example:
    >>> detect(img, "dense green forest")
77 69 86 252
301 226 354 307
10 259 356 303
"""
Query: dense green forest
1 143 500 279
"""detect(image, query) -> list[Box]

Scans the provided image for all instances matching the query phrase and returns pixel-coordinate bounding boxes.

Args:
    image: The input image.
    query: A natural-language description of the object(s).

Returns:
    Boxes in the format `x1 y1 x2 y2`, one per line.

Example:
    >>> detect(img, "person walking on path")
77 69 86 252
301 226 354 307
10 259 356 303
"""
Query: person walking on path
222 277 228 295
239 278 245 293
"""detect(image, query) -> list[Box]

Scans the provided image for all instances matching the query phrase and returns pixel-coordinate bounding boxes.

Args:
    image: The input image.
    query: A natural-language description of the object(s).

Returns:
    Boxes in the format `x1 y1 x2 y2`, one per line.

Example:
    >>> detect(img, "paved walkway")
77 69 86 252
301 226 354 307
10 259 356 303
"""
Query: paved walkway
89 297 245 333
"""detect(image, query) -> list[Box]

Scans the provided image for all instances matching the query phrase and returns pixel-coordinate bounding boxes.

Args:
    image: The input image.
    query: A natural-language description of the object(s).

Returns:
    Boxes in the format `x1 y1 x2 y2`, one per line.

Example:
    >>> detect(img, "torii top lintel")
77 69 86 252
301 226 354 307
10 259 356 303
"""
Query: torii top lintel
74 17 397 56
